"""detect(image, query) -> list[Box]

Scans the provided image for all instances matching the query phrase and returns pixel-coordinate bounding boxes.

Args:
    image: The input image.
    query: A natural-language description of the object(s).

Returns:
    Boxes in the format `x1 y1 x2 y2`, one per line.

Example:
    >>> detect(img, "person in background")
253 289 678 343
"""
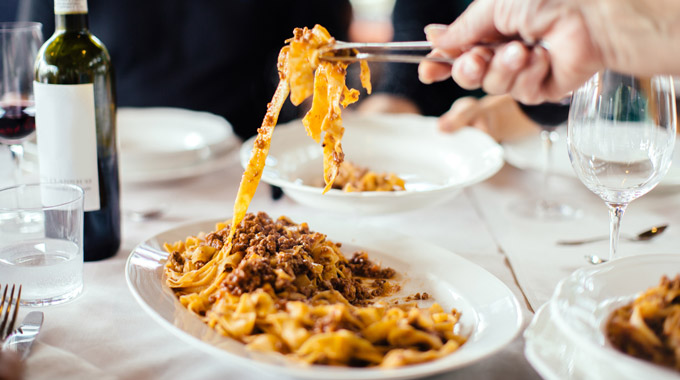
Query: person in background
19 0 352 140
358 0 539 142
0 0 18 22
418 0 680 105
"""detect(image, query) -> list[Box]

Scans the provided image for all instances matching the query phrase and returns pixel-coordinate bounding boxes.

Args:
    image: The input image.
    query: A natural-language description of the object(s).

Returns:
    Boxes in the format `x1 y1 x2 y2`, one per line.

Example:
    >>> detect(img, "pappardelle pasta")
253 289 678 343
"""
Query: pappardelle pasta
165 212 466 367
333 161 406 192
163 25 466 367
606 275 680 371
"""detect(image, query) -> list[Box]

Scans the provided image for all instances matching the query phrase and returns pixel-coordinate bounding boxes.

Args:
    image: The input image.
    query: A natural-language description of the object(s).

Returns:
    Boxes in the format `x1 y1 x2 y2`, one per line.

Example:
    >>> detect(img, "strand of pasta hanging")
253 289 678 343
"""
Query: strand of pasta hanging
163 25 467 367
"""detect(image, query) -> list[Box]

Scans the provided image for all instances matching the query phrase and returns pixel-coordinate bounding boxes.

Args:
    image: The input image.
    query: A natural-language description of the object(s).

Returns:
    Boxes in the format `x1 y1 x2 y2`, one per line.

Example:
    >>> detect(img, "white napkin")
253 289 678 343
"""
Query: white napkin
25 342 117 380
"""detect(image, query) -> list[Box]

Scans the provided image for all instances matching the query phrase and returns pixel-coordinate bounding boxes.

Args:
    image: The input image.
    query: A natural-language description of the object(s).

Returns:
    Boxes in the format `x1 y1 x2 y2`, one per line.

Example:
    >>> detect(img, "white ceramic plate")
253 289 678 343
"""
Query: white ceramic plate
503 126 680 187
524 254 680 380
240 114 504 214
126 215 523 380
23 107 240 183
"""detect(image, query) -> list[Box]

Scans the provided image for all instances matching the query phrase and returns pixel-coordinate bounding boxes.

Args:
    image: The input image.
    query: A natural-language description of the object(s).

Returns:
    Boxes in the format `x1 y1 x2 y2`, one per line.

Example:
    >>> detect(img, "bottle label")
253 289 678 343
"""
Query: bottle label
34 82 101 212
54 0 88 14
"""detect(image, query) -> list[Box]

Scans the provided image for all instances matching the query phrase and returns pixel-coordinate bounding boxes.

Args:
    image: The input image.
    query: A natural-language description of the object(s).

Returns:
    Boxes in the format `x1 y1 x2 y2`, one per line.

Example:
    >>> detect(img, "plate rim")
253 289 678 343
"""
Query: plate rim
125 216 523 380
502 127 680 187
239 114 505 199
524 254 680 380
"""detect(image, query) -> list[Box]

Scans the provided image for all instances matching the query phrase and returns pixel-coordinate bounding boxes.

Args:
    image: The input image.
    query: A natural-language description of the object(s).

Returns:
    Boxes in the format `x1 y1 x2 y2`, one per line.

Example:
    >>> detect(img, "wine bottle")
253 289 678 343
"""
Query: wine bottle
34 0 120 261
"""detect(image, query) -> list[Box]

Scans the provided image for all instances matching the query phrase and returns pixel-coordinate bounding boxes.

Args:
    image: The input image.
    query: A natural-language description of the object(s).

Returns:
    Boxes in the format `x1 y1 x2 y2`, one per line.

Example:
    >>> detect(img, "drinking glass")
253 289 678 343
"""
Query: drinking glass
513 101 582 219
0 183 84 306
0 22 43 184
567 70 676 261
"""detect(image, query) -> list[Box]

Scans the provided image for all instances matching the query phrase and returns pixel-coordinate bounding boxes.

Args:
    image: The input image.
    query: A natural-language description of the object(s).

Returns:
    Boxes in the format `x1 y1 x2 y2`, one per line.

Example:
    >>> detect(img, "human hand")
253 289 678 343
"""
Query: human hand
439 94 538 142
418 0 680 104
418 0 601 104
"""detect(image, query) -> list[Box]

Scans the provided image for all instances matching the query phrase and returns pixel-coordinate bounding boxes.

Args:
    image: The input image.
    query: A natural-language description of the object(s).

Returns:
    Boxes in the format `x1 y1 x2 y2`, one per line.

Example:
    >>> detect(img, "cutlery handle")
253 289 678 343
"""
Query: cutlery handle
556 236 608 246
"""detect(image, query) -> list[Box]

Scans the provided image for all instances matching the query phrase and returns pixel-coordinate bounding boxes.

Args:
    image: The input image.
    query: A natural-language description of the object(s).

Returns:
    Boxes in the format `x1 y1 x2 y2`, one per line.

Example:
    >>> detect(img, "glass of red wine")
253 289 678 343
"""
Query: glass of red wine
0 22 43 185
511 100 582 219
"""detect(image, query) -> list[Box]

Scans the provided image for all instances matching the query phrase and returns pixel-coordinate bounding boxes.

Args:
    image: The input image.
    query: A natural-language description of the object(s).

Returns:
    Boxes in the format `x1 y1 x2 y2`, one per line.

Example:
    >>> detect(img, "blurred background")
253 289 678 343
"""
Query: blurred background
1 0 19 22
2 0 395 39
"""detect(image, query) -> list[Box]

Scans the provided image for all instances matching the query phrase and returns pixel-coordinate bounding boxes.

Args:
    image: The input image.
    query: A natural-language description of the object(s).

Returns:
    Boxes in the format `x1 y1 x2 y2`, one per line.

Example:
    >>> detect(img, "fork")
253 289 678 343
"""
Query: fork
0 284 21 342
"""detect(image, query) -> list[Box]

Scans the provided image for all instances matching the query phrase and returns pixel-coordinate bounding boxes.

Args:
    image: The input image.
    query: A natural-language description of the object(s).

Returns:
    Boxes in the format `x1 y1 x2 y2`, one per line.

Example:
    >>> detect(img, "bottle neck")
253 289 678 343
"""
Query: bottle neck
55 13 89 32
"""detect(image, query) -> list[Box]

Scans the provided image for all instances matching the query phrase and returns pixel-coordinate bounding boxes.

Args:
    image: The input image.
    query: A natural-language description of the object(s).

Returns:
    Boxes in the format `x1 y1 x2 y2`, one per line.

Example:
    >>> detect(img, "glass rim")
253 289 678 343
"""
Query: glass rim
0 182 84 211
0 21 42 32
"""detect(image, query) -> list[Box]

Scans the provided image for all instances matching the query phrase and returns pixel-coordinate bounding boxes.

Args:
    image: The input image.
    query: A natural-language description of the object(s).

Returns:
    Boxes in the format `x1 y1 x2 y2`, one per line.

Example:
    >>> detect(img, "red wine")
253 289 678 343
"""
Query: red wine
0 104 36 142
518 102 570 129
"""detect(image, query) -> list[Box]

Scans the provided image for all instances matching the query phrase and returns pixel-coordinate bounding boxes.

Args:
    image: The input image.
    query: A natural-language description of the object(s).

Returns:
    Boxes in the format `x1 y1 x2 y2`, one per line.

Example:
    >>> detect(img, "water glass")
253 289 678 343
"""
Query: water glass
0 183 84 306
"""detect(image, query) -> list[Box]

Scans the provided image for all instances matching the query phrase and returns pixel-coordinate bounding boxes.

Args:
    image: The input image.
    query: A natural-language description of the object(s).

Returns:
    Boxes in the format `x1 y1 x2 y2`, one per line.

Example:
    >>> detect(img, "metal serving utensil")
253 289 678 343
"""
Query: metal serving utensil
557 224 668 246
319 40 540 64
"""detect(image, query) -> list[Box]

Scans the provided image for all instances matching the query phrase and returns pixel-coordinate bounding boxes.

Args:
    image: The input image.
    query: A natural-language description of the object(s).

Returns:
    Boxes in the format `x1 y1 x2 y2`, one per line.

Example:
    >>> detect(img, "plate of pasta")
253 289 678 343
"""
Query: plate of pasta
126 212 522 379
524 254 680 379
241 113 505 215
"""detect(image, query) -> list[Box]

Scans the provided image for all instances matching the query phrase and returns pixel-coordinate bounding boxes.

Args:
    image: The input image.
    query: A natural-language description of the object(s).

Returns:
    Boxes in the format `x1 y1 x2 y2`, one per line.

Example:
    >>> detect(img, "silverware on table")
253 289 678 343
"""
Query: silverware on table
556 224 668 246
2 311 44 360
0 284 21 341
585 254 608 265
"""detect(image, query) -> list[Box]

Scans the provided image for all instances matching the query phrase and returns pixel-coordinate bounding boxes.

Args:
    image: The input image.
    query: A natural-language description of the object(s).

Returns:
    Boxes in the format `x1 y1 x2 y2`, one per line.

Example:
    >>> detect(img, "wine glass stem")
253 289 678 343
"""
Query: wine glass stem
607 203 628 261
8 144 24 185
539 129 554 209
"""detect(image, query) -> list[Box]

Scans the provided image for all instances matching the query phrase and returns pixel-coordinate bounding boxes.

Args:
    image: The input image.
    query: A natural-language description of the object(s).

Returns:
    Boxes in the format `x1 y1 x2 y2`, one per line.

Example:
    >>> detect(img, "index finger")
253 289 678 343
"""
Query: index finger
433 0 503 50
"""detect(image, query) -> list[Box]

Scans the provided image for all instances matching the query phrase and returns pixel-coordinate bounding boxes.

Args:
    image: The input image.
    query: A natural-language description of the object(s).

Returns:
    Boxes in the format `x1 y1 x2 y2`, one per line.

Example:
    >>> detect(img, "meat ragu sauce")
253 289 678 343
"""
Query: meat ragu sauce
168 212 397 306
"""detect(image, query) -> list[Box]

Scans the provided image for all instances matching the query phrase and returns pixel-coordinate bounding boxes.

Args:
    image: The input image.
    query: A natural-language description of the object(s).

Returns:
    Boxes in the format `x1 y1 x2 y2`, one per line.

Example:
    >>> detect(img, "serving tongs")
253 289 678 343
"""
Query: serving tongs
320 40 541 64
320 41 448 64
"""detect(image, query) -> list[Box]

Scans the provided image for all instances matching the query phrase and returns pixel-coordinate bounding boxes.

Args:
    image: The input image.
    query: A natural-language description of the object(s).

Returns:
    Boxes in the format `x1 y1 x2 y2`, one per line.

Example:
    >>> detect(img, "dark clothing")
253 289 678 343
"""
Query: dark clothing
20 0 352 139
1 0 18 22
375 0 481 116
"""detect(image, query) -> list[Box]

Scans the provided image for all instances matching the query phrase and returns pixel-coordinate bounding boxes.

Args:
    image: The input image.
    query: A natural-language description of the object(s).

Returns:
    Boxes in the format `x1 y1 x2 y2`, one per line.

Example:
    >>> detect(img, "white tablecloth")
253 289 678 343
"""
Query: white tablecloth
4 133 678 379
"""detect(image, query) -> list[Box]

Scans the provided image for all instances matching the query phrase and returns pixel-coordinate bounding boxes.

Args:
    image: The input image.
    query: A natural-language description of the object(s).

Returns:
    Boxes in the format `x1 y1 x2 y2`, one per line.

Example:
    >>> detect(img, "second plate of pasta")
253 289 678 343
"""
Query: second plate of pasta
126 213 522 380
241 113 505 215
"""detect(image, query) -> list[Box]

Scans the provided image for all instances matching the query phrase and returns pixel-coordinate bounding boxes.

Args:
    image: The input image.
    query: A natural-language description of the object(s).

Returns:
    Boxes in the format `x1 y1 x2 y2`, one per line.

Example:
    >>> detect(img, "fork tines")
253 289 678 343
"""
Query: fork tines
0 284 21 341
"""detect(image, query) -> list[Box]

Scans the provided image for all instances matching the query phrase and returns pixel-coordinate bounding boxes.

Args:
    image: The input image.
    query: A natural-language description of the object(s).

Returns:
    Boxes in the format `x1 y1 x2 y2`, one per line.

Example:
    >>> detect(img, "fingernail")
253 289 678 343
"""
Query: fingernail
462 58 480 78
424 24 448 42
503 43 523 69
418 66 433 84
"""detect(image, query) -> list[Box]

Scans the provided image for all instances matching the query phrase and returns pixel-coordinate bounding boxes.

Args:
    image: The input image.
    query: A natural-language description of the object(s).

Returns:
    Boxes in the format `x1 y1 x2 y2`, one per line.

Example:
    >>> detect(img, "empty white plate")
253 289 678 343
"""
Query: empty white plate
23 107 240 183
118 107 238 177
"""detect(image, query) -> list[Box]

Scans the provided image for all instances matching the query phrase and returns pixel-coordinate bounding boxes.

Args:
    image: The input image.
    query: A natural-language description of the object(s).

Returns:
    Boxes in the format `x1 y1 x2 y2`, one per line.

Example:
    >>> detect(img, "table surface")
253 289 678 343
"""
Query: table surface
3 125 680 380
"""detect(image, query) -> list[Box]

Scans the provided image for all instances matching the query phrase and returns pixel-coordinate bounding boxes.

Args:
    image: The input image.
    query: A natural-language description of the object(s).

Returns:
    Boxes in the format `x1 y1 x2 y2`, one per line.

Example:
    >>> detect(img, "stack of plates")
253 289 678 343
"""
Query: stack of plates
24 107 240 183
524 254 680 380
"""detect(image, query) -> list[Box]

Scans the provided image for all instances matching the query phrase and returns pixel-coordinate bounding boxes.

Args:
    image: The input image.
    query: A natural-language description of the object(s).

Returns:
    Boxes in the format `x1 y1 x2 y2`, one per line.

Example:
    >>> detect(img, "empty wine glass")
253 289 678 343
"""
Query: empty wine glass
567 70 676 262
513 101 582 219
0 22 43 184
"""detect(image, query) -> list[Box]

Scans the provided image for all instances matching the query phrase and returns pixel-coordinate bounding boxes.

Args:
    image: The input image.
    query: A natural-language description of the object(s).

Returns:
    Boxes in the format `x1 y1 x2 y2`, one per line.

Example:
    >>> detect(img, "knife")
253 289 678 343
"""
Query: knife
2 311 44 360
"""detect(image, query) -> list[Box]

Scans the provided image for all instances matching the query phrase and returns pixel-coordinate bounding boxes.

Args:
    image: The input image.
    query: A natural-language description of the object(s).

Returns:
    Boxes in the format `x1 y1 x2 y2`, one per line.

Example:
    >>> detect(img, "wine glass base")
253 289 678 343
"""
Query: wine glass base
510 198 583 220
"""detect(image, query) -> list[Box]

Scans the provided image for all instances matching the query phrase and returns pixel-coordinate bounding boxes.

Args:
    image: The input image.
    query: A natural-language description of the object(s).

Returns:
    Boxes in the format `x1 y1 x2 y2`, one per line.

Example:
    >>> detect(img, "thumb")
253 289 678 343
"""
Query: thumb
435 0 503 50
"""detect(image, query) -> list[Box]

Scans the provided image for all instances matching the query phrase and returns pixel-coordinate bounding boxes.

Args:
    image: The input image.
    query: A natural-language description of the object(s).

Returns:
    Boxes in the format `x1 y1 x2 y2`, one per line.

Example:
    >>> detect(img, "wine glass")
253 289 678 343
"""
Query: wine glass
0 22 43 185
567 70 676 262
513 101 582 219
